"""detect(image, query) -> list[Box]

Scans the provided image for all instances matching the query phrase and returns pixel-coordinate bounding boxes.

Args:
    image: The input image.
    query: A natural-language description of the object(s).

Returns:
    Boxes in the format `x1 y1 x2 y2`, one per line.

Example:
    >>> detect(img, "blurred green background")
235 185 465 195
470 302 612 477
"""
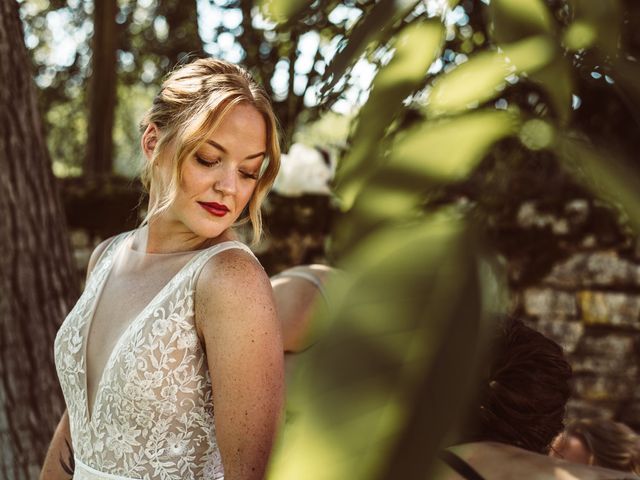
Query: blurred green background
16 0 640 478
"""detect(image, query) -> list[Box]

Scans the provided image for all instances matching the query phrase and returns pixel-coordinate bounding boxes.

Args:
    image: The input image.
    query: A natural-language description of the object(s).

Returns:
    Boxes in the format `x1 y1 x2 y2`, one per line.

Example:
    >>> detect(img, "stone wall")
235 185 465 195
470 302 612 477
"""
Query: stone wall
518 250 640 429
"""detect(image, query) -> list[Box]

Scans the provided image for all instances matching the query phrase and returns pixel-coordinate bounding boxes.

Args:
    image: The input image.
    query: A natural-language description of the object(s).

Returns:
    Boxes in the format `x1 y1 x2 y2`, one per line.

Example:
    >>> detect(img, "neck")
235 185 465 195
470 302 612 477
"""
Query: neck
140 219 232 254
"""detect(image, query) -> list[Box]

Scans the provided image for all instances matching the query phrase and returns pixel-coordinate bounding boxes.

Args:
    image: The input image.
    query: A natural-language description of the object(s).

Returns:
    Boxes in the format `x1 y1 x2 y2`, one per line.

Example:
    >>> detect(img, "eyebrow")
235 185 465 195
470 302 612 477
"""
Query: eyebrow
206 140 265 160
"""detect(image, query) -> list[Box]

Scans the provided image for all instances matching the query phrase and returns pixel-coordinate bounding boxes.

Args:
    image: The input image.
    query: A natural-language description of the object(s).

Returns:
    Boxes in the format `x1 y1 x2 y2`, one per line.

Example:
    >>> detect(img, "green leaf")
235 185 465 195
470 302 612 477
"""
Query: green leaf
259 0 315 24
319 0 423 96
390 110 519 182
562 20 598 51
486 0 574 124
518 118 555 151
334 20 445 210
488 0 555 44
267 212 491 480
557 135 640 234
565 0 621 56
426 35 555 116
529 56 574 124
612 58 640 114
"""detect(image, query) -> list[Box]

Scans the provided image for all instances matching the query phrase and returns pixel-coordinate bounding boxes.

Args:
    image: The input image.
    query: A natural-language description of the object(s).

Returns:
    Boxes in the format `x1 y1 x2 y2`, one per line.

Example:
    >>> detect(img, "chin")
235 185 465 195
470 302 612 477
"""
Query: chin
182 214 236 241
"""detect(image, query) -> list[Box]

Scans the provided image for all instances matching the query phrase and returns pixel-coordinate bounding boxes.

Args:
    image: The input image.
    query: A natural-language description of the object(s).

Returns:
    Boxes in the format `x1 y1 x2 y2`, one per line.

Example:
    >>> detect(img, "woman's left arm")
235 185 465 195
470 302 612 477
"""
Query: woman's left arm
196 249 284 480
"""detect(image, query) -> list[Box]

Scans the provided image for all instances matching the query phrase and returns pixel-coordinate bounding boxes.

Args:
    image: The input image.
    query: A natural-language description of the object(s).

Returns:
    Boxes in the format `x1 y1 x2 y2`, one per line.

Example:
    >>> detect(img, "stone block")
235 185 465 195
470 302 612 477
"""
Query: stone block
544 251 640 289
523 288 577 318
534 318 584 353
565 398 614 421
579 291 640 329
572 375 633 402
569 355 637 377
578 333 637 357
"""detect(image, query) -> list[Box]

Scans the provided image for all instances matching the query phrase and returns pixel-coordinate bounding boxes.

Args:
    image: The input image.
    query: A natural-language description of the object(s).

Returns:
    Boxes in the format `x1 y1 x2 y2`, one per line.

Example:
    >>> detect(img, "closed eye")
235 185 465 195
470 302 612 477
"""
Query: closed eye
196 155 220 168
241 171 259 180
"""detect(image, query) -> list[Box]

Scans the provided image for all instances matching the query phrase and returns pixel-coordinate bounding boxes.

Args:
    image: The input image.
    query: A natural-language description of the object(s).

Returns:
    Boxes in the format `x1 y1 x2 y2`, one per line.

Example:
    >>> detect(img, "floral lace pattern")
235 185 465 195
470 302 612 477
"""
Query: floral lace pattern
54 233 255 479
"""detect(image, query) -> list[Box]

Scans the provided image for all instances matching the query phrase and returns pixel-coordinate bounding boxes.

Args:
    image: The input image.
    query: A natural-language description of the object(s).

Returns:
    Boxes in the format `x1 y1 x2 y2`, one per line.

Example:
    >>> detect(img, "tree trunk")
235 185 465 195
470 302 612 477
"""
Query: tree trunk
158 0 205 64
84 0 118 180
0 1 80 478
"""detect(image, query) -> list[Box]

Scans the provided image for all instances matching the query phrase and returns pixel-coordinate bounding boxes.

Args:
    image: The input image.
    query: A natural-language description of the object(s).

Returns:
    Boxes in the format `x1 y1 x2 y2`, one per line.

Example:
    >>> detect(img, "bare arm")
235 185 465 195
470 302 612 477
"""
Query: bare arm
39 410 74 480
272 265 332 353
40 237 114 479
196 249 284 480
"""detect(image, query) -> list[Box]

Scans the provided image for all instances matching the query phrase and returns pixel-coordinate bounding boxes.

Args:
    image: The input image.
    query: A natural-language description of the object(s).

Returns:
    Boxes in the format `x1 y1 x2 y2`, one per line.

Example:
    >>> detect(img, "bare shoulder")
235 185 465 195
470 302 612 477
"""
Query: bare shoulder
195 247 276 333
197 247 271 293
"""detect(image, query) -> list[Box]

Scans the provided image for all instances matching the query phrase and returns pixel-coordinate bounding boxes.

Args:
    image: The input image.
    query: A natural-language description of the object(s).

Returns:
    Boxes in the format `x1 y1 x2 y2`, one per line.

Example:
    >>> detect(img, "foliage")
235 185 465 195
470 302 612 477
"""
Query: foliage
19 0 202 176
262 0 640 478
19 0 378 176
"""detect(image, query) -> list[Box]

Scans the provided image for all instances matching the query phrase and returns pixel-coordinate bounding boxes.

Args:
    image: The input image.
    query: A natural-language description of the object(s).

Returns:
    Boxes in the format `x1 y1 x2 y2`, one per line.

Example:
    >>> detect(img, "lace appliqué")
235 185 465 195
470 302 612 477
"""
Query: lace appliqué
54 234 252 479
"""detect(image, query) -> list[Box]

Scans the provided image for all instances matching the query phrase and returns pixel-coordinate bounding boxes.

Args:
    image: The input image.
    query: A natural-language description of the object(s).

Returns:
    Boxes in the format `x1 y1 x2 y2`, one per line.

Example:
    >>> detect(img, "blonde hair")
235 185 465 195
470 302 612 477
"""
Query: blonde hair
139 58 281 245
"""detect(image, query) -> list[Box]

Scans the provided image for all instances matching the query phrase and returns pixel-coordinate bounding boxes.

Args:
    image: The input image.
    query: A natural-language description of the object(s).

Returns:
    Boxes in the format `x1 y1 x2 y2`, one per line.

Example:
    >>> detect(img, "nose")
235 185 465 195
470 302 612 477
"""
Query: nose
213 165 237 196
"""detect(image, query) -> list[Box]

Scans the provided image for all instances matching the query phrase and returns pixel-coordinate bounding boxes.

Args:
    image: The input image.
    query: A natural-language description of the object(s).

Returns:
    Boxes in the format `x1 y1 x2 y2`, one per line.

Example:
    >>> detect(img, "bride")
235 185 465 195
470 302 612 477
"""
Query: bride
40 58 284 480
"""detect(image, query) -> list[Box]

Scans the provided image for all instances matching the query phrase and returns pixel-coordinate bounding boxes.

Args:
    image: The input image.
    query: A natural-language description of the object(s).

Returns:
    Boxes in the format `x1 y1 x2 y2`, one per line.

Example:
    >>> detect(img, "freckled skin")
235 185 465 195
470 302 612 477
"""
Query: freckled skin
41 102 280 480
195 249 284 480
145 103 283 478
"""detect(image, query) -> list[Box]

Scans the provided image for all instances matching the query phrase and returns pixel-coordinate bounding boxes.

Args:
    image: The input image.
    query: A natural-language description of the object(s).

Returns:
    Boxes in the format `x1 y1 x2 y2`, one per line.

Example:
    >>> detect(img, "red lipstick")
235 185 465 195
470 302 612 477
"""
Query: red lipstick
198 201 230 217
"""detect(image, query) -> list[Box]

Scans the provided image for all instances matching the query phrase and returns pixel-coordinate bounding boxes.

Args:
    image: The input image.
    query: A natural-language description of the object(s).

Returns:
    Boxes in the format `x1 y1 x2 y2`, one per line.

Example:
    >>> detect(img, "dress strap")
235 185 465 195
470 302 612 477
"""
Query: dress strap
87 231 133 283
438 450 486 480
271 269 329 305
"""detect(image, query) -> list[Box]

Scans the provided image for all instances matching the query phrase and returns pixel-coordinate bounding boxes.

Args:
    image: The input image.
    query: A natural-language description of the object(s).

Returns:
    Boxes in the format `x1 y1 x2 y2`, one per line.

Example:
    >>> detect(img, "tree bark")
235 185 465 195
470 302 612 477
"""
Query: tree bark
84 0 118 180
0 1 80 478
157 0 205 64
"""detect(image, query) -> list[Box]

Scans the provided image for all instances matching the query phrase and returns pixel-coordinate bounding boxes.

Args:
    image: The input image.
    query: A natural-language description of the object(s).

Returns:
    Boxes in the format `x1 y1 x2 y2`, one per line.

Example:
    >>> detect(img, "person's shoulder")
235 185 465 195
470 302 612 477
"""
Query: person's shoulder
86 235 117 279
197 243 270 296
86 230 132 278
195 243 275 335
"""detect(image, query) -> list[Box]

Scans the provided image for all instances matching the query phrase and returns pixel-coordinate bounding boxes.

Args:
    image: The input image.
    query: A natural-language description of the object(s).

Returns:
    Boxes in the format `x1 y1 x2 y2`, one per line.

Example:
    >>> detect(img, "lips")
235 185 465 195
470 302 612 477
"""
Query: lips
198 201 230 217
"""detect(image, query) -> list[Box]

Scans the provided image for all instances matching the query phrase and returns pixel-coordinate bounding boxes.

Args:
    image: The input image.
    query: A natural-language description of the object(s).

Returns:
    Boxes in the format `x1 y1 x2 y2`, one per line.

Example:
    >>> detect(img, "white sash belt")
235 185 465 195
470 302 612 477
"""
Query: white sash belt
74 457 141 480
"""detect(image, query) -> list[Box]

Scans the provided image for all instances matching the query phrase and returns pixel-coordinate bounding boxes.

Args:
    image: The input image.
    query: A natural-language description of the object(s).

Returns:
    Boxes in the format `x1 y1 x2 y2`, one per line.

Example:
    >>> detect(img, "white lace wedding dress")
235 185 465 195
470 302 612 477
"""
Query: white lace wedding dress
54 230 255 479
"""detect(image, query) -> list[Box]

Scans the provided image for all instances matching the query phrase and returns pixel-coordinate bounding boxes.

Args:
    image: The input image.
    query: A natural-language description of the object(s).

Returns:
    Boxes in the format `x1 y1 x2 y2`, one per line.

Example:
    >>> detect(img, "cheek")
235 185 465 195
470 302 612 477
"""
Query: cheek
179 170 209 197
240 183 258 205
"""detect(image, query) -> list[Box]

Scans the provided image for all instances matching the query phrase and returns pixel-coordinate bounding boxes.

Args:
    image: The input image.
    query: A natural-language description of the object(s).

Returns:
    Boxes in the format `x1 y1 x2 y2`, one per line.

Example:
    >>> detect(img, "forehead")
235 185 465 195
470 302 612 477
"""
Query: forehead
554 434 591 463
206 103 267 153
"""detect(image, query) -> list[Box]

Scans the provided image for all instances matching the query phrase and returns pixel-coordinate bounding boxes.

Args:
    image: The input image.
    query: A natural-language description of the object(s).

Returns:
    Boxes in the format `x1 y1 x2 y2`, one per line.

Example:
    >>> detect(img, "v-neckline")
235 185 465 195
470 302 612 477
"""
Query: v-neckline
81 232 229 424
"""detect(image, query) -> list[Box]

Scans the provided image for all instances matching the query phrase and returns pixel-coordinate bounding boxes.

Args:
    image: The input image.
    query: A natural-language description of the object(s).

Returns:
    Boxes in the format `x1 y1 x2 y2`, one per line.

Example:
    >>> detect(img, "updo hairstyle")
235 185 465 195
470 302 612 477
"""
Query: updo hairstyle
139 58 281 245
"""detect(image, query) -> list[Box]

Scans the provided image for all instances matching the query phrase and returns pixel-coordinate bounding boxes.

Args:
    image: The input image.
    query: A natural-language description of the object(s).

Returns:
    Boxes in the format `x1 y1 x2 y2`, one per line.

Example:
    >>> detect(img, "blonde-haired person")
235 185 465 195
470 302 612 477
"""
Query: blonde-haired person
40 58 284 480
551 418 640 474
270 264 334 377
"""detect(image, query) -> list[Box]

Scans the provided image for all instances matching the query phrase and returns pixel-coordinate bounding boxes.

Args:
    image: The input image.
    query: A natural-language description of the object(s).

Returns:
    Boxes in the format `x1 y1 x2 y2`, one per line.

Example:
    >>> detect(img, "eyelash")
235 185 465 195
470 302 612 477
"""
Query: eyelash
195 156 258 180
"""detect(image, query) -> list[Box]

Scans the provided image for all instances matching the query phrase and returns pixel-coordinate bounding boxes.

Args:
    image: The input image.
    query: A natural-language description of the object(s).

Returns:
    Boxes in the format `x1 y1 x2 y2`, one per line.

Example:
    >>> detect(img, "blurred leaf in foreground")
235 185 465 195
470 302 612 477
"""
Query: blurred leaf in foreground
488 0 554 44
259 0 315 24
557 135 640 234
565 0 621 56
335 20 445 210
268 211 494 480
487 0 573 123
319 0 424 96
391 110 520 182
426 36 555 116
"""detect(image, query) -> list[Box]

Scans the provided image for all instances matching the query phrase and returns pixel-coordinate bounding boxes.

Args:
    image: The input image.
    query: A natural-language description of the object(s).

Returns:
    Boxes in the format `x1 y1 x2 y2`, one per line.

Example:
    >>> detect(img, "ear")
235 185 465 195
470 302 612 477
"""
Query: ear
141 123 160 162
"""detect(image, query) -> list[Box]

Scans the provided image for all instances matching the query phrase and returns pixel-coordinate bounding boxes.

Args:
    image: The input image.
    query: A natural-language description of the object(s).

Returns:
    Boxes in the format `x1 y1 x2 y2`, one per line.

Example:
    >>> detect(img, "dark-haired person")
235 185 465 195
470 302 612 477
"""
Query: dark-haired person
436 318 640 479
551 418 640 474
